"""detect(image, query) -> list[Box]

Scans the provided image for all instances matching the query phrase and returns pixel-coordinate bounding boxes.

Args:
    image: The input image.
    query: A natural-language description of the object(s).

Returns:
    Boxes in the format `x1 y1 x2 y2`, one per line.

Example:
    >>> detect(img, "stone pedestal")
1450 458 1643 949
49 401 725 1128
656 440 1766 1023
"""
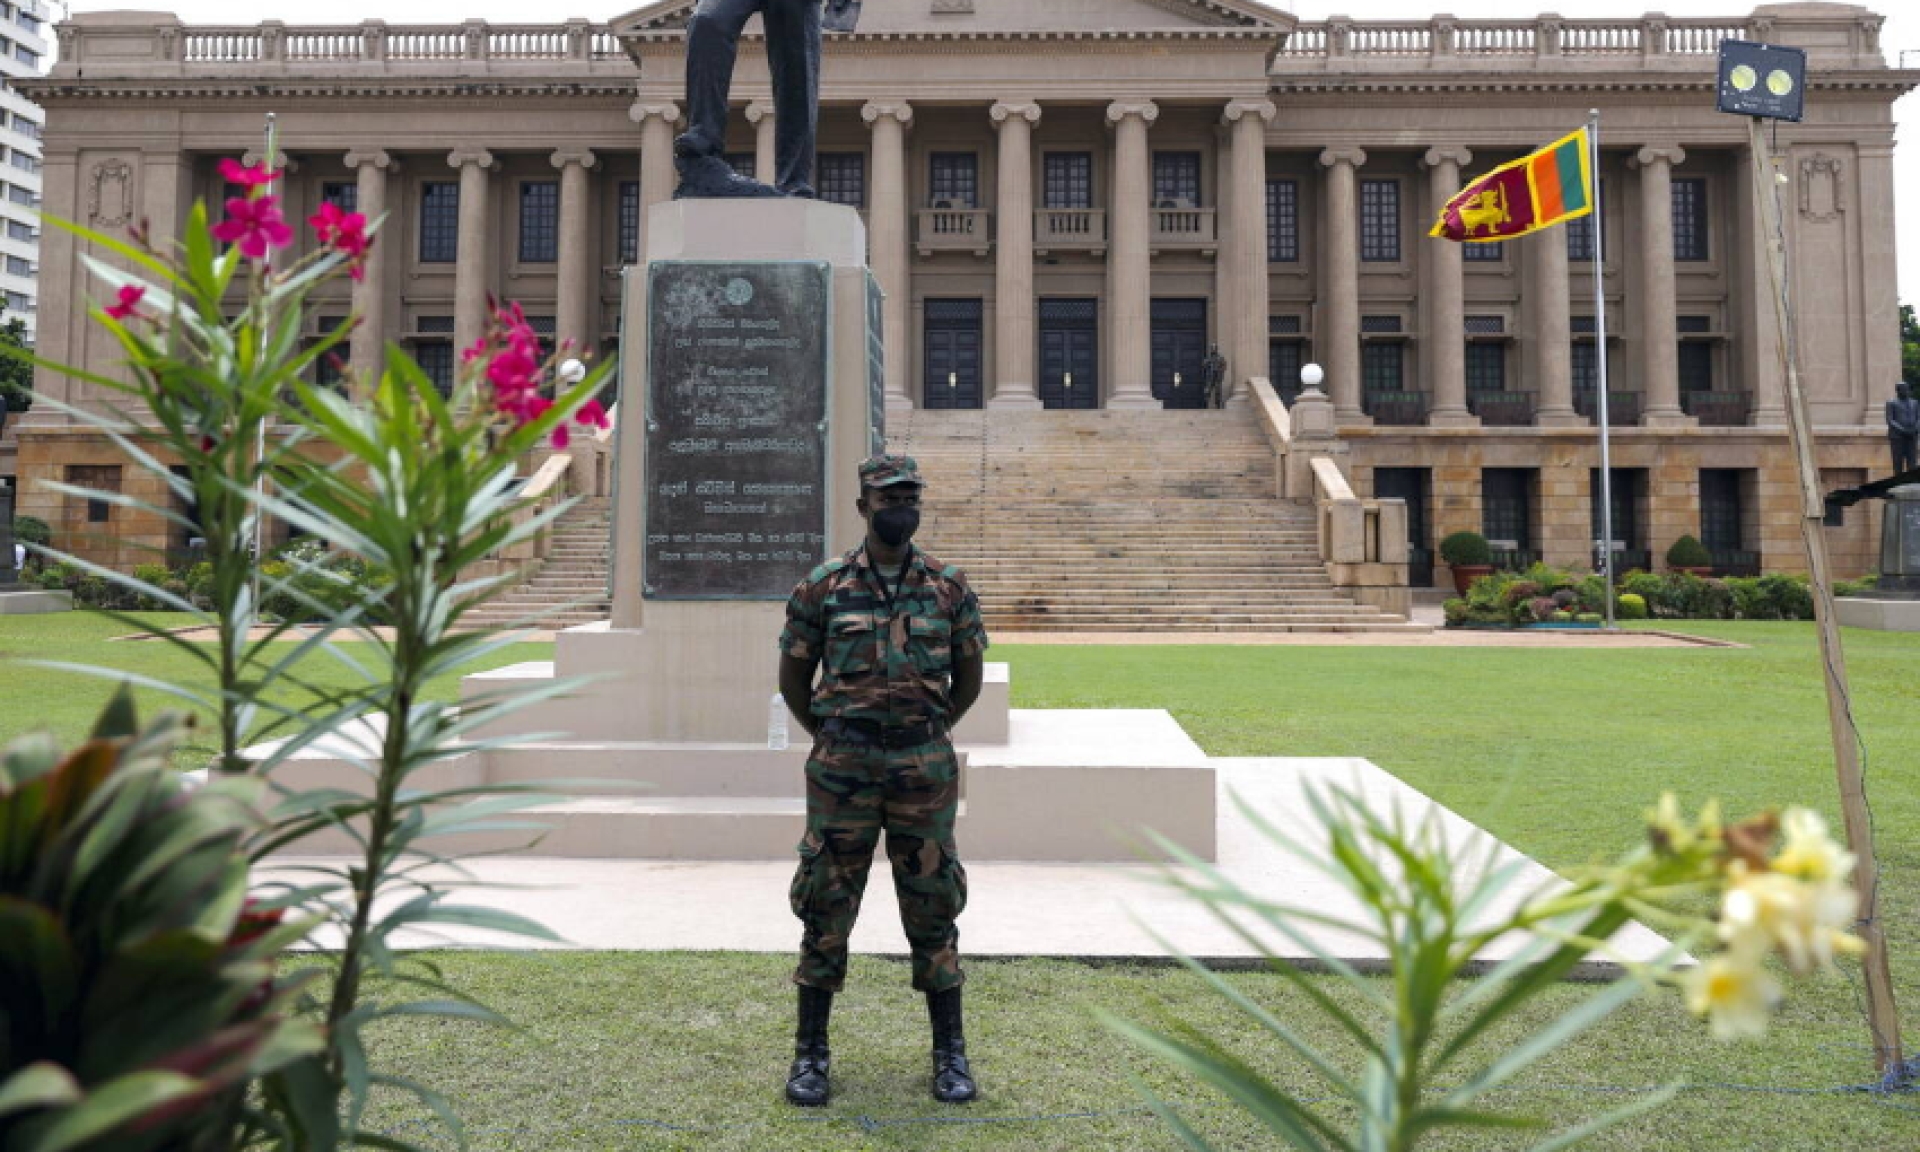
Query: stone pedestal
256 198 1216 864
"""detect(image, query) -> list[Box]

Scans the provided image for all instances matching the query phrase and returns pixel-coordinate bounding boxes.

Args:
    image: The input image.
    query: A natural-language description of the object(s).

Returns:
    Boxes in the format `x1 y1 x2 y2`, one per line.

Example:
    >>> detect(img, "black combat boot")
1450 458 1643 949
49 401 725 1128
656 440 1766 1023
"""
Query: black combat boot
785 985 833 1106
926 985 977 1103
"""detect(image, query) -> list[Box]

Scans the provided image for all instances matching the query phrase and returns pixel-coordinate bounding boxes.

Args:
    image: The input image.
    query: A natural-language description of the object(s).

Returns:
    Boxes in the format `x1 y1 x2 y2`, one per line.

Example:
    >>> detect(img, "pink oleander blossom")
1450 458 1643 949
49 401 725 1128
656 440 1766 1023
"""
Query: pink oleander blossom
309 202 373 280
218 157 280 189
212 196 294 261
473 298 607 448
104 284 145 321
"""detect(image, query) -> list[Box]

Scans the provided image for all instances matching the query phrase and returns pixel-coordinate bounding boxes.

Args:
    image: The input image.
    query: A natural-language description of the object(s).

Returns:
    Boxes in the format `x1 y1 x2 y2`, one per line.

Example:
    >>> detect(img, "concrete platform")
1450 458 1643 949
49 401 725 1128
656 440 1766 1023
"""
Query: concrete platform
265 757 1676 972
1836 595 1920 632
0 588 72 615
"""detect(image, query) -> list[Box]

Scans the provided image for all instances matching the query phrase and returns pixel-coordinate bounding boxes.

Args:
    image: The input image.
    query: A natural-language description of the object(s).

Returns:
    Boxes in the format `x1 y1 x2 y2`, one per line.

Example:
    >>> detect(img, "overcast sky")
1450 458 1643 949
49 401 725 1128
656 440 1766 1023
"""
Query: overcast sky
64 0 1920 306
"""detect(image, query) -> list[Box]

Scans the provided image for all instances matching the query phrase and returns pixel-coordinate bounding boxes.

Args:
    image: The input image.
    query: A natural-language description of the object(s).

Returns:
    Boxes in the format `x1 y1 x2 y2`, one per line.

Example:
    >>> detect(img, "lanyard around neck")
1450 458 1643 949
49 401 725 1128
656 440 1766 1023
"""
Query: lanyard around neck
866 545 911 616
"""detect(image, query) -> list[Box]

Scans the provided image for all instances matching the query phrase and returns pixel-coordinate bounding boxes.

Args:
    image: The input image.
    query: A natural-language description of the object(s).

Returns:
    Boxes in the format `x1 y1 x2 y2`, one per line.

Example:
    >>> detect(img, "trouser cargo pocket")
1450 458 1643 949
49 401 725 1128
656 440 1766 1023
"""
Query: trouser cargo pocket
789 831 826 920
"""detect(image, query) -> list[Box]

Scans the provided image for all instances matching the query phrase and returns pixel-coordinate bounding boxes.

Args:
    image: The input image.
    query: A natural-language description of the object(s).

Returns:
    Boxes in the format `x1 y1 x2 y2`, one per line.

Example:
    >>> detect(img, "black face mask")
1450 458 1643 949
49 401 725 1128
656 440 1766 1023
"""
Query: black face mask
872 506 920 548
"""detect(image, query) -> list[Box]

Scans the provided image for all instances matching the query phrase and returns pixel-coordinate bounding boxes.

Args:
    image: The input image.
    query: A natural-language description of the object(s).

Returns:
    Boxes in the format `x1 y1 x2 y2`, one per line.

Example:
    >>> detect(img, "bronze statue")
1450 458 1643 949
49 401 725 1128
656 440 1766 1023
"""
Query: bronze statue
1200 343 1228 410
1888 381 1919 476
676 0 862 199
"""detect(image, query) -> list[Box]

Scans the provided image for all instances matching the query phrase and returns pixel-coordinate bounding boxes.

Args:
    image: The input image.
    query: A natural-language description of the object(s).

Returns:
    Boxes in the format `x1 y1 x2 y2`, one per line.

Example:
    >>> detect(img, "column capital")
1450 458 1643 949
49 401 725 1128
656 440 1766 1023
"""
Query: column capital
628 101 682 126
241 150 298 173
343 148 396 171
1421 146 1473 170
550 148 599 171
1221 98 1276 126
447 146 497 170
861 100 914 127
1632 145 1687 169
744 99 774 125
1319 146 1367 169
1105 99 1159 127
990 100 1042 127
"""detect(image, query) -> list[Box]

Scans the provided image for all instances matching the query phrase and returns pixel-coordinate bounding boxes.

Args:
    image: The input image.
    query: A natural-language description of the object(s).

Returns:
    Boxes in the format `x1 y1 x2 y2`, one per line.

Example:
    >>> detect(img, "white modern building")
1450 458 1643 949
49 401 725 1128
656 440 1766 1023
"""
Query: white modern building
0 0 45 344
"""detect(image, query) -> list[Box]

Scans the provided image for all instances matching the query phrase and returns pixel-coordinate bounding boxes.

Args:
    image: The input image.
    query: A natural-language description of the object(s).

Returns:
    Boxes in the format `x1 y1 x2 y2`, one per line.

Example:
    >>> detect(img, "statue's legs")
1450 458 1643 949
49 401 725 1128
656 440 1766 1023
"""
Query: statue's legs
763 0 822 195
678 0 765 161
1895 436 1919 476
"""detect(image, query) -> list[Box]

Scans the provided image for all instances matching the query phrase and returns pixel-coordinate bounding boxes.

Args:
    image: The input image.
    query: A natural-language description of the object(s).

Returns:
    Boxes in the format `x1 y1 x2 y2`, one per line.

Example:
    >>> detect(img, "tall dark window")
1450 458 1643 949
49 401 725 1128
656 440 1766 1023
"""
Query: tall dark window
518 181 559 263
1567 181 1605 260
1466 342 1506 392
1362 342 1403 394
67 465 121 526
1678 316 1715 393
618 182 639 264
414 342 454 397
818 153 865 208
1572 339 1600 395
1152 152 1201 206
1044 152 1093 210
1270 340 1304 404
1700 469 1745 553
1360 179 1400 262
1266 178 1298 263
419 182 459 263
321 182 358 213
1671 178 1709 261
929 153 978 208
1374 467 1433 586
1590 468 1645 552
1463 241 1503 263
1482 468 1535 554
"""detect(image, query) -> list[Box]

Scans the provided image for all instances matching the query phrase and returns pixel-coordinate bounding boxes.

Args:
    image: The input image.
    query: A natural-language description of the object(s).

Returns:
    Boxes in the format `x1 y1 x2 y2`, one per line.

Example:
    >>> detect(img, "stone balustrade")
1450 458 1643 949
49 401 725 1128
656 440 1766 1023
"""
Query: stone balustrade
914 208 992 256
47 10 1893 80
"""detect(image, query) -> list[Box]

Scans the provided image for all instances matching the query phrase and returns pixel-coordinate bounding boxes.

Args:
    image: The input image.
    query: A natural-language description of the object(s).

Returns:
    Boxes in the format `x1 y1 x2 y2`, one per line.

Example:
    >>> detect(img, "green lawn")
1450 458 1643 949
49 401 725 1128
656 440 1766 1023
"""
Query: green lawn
6 613 1920 1149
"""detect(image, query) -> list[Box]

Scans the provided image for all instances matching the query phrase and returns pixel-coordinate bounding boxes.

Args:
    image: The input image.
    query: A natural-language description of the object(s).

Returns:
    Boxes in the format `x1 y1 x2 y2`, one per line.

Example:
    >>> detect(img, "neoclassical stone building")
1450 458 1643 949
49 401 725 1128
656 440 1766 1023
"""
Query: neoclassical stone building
7 0 1915 583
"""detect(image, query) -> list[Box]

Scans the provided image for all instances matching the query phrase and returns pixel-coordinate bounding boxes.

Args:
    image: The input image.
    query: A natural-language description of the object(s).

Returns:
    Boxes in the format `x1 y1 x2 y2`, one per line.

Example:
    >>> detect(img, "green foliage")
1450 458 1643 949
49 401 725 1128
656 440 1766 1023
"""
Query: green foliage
1902 303 1920 386
1834 575 1878 598
1617 593 1649 620
0 306 31 410
1439 530 1492 567
1665 534 1712 569
12 514 49 549
0 687 327 1151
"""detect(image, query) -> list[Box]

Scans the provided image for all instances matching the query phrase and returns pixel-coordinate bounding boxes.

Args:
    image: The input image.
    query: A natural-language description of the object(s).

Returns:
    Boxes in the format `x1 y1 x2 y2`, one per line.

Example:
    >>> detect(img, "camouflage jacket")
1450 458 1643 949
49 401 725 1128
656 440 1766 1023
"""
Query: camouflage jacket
779 544 989 728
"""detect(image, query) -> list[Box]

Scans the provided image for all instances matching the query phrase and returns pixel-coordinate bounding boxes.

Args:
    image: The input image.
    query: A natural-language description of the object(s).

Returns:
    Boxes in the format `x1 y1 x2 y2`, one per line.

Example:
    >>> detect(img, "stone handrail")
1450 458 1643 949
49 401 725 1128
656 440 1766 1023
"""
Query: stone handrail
1247 375 1291 499
50 9 1893 80
1312 456 1411 619
497 450 575 564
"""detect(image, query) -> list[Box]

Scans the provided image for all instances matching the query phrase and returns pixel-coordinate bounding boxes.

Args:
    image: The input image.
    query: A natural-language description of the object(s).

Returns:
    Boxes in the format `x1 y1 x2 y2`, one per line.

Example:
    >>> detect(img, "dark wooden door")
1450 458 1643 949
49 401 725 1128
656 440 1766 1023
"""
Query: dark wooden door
1151 299 1208 410
1038 298 1098 410
922 299 983 410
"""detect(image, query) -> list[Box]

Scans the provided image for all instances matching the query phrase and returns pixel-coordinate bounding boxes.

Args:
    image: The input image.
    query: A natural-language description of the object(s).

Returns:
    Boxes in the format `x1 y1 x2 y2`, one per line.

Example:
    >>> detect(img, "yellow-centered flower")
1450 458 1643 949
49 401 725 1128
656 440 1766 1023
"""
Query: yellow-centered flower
1771 808 1854 883
1683 952 1781 1041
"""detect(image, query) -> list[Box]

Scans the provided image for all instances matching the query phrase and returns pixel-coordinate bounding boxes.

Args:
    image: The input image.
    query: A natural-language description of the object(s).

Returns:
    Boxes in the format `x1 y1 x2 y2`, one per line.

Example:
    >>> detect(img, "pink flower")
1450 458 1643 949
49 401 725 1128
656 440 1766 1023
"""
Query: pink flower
218 157 280 188
212 196 293 261
104 284 145 321
575 399 610 430
309 201 373 280
549 424 571 450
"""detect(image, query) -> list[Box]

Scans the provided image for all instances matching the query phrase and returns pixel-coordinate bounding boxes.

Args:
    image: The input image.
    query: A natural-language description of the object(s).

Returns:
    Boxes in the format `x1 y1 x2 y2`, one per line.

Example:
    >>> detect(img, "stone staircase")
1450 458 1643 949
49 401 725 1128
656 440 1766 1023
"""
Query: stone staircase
887 409 1416 633
461 497 612 630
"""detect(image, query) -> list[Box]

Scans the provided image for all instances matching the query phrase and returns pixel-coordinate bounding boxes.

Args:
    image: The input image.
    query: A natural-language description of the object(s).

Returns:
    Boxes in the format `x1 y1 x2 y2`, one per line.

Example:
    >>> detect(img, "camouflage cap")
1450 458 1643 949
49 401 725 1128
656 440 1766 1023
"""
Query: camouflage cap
858 454 923 489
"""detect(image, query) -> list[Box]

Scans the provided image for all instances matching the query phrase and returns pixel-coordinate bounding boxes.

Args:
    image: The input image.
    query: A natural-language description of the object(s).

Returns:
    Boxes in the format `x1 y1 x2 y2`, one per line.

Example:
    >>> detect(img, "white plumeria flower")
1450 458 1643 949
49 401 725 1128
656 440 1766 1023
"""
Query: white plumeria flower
1771 808 1854 884
1720 865 1862 975
1683 951 1782 1041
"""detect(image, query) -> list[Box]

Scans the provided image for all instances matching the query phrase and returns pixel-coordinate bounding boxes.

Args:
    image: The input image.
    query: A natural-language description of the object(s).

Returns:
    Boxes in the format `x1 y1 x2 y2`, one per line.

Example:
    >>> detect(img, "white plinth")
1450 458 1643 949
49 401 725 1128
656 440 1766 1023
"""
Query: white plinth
1836 595 1920 632
0 588 72 614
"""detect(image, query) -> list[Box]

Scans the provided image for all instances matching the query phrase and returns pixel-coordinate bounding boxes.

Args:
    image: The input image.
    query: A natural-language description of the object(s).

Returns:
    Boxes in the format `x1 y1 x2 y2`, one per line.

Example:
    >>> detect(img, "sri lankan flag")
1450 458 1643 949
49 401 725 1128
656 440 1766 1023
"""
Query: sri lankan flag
1430 128 1593 243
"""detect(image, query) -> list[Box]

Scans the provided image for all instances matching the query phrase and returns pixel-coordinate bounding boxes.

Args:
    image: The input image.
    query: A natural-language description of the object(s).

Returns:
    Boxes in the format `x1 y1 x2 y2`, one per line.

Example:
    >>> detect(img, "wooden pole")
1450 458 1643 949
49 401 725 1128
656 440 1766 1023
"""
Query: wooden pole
1748 115 1902 1071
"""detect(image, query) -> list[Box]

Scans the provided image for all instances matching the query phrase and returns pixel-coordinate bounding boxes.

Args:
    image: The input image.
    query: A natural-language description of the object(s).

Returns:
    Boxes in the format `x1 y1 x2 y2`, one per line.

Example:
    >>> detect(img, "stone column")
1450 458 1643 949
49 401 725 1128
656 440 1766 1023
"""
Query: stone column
1105 100 1159 409
989 100 1041 408
630 102 680 255
1222 99 1277 407
1319 147 1367 422
20 148 78 423
551 148 598 357
1634 145 1691 427
862 101 914 409
1530 220 1582 426
448 146 496 359
1421 147 1475 427
1736 139 1786 426
746 100 776 185
344 149 394 393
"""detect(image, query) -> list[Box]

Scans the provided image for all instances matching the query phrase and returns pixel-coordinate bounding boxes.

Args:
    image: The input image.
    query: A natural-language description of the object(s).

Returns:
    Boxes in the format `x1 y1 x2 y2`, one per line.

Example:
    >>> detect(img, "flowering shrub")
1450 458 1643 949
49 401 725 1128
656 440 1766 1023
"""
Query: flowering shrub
1108 791 1864 1150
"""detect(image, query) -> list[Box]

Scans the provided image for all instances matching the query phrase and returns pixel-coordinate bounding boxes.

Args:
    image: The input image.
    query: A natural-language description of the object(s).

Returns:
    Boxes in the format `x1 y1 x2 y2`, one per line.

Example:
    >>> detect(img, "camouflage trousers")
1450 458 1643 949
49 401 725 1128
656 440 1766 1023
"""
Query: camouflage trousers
789 733 967 993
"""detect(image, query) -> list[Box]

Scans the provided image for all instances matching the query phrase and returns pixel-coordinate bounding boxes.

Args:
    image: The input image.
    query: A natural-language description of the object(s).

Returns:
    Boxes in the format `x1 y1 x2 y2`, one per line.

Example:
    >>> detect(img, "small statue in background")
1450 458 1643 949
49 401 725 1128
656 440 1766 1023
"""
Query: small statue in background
1887 381 1920 476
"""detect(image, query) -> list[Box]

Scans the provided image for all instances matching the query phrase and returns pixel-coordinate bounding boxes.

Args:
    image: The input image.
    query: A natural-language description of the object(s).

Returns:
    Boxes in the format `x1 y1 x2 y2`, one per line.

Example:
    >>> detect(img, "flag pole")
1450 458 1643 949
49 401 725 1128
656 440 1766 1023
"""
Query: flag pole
1588 109 1617 630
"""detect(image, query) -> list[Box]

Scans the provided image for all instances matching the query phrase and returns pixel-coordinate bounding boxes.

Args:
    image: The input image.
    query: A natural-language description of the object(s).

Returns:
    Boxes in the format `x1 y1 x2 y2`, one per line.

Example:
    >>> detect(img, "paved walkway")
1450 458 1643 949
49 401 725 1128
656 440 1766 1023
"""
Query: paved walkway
269 757 1677 975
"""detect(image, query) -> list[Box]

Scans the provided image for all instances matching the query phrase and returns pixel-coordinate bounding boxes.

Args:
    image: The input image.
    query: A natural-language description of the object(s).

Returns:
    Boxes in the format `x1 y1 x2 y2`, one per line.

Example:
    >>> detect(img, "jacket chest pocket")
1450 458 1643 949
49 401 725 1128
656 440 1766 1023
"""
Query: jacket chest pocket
906 615 952 675
824 615 879 676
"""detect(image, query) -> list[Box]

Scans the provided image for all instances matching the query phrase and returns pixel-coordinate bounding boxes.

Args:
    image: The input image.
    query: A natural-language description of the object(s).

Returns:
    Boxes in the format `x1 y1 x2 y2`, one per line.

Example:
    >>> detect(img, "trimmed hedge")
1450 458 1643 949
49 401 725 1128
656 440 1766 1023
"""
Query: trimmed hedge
1443 563 1831 625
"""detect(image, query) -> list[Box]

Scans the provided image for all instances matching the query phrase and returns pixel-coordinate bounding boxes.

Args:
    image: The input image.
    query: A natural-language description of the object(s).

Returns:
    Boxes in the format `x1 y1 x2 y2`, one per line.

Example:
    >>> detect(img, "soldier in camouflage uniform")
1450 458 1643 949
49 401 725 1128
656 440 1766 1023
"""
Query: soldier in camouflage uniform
776 454 988 1107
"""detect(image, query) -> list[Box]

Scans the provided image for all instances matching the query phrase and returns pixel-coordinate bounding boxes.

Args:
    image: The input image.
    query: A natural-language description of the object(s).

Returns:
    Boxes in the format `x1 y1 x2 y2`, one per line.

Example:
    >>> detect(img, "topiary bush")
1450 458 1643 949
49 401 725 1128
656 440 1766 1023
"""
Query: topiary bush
1440 530 1492 567
1665 534 1712 569
12 514 49 549
1618 593 1649 620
